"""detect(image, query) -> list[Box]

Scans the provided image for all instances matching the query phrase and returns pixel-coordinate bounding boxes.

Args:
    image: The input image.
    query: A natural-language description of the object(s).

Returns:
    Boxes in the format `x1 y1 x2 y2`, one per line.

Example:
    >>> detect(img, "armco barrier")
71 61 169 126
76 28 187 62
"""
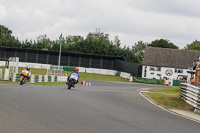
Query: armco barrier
120 72 131 79
180 83 200 114
12 73 68 83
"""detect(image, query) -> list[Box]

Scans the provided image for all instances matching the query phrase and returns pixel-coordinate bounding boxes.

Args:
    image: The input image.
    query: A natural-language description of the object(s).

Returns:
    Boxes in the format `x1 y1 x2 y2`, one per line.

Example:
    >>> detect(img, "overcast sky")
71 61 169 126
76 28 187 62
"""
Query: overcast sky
1 0 200 48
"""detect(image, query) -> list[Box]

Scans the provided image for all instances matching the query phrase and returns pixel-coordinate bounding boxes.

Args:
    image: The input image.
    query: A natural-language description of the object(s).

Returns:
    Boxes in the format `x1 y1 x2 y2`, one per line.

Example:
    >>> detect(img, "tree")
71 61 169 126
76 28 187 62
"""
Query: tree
184 40 200 51
132 41 148 64
36 34 50 50
148 39 179 49
0 25 142 63
68 30 111 55
21 39 33 49
114 35 121 47
0 24 20 47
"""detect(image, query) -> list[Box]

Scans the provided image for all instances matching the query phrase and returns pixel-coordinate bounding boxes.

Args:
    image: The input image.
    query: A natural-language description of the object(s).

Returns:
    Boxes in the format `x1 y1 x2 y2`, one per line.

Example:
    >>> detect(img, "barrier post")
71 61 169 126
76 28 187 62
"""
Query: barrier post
195 69 200 85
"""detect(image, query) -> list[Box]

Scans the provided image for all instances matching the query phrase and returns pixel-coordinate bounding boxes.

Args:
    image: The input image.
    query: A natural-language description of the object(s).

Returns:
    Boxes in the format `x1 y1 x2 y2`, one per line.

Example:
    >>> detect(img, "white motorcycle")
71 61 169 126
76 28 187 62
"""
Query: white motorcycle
67 73 78 89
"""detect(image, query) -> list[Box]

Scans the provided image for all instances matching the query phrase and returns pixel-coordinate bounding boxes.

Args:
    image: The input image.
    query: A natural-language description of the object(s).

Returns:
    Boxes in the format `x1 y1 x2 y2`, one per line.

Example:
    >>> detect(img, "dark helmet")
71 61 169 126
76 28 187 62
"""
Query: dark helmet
26 66 31 70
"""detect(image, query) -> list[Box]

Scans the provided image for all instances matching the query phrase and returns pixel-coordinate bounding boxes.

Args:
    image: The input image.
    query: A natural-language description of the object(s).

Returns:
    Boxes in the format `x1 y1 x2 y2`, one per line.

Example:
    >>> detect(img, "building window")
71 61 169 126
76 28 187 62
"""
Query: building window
150 66 161 71
175 68 183 73
144 66 147 77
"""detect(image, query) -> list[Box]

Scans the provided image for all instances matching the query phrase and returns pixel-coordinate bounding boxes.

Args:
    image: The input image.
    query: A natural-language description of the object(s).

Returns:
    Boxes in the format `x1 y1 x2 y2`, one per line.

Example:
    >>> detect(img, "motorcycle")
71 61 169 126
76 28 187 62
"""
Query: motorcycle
67 73 78 89
20 70 30 85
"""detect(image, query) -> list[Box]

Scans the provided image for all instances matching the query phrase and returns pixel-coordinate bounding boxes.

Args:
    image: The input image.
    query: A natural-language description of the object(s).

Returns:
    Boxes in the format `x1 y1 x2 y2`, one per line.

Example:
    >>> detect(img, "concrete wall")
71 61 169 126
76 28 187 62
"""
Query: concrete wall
0 61 51 70
142 65 191 82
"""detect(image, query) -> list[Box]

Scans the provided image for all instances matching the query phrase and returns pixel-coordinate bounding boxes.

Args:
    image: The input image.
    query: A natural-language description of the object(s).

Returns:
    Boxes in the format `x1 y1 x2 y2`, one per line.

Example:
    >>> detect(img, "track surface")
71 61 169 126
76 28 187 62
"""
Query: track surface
0 81 199 133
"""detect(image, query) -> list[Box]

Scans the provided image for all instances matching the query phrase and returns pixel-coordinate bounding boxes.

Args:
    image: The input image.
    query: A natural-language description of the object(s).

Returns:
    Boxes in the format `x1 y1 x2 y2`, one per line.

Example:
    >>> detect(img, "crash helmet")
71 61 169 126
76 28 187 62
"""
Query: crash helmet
75 67 79 72
26 66 31 71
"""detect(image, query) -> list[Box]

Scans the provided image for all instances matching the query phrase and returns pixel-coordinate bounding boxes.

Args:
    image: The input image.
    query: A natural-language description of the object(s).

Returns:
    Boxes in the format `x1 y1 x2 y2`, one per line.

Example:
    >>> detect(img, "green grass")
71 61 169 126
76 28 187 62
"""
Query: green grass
0 81 15 84
144 87 192 110
0 66 5 79
1 67 126 82
79 72 126 82
18 67 47 75
17 68 126 82
0 67 48 78
0 67 127 85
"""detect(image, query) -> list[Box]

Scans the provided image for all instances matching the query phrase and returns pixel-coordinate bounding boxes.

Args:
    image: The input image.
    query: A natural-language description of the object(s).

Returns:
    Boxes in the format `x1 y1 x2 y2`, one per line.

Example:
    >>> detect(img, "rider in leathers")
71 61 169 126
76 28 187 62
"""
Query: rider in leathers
66 67 79 85
20 66 31 80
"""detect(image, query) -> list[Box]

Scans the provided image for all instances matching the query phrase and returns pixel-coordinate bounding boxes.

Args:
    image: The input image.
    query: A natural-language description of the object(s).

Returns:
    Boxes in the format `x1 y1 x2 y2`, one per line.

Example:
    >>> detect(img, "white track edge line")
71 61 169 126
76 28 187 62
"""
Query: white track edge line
138 88 200 124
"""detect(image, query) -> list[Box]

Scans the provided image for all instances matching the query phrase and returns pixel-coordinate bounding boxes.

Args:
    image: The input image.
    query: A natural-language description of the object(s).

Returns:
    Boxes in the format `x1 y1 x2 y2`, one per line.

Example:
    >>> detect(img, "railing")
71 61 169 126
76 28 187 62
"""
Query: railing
180 83 200 114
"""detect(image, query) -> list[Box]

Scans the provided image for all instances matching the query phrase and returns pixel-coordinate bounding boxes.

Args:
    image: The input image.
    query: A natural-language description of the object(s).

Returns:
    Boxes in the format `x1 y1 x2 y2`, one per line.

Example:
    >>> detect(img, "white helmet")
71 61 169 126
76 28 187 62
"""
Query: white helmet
26 66 31 70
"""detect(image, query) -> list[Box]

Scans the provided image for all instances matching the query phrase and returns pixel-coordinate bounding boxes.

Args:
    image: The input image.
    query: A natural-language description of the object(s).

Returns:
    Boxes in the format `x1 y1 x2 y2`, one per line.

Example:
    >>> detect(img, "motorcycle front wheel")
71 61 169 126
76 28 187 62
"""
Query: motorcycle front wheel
68 79 74 89
20 77 25 85
68 86 71 89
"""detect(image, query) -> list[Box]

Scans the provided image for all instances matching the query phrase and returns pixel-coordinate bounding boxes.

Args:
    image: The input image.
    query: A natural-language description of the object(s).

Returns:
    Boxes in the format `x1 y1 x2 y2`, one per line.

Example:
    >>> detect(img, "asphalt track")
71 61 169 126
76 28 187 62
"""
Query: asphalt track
0 81 199 133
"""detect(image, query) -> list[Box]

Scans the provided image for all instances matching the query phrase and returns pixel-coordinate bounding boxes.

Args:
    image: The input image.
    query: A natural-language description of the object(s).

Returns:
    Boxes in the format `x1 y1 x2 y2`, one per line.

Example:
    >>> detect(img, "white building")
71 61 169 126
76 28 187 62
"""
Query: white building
142 47 200 83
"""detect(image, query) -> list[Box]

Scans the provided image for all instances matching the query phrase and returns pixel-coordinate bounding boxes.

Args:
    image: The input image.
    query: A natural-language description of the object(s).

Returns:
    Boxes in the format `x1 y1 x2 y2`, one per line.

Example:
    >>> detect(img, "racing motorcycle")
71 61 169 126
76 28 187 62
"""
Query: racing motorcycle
20 70 29 85
67 73 78 89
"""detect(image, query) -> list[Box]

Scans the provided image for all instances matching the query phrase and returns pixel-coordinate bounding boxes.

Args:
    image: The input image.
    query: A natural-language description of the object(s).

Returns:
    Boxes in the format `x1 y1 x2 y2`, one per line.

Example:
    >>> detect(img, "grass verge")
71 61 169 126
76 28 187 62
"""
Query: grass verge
2 67 126 82
79 72 126 82
0 67 127 85
143 86 194 111
0 81 15 84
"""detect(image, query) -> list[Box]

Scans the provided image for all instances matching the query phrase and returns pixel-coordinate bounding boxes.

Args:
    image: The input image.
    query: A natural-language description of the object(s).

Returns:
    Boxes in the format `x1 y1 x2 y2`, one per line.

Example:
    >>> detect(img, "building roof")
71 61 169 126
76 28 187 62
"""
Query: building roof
143 46 200 69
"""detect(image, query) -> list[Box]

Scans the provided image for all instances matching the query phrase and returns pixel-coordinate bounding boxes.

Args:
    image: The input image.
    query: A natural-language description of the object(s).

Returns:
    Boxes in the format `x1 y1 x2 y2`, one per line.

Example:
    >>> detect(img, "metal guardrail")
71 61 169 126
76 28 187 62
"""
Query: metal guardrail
180 83 200 114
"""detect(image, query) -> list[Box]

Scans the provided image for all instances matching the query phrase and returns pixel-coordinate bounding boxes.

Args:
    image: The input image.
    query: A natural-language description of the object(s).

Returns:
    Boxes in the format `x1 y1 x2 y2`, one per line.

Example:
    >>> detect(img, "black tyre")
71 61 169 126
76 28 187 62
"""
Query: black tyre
20 81 23 85
68 79 74 89
20 77 24 85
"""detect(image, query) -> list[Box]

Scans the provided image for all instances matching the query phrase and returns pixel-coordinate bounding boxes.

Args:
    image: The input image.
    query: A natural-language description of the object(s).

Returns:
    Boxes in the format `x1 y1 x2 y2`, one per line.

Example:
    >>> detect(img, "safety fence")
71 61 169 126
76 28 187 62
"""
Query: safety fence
12 73 68 83
180 83 200 114
0 47 142 77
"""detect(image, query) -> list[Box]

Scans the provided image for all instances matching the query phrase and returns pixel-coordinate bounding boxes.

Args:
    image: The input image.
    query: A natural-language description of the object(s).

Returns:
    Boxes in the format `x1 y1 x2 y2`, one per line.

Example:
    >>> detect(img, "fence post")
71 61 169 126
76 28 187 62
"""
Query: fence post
195 69 200 85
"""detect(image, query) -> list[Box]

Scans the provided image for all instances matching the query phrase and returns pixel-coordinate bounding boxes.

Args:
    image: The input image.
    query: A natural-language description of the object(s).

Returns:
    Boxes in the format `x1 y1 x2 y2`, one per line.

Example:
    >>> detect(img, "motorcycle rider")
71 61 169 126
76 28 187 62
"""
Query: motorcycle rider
20 66 31 80
66 67 79 85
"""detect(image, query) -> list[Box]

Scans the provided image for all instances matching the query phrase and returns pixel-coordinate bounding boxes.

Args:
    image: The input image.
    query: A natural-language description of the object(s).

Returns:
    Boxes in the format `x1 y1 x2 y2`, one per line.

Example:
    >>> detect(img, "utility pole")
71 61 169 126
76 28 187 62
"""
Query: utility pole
58 33 62 67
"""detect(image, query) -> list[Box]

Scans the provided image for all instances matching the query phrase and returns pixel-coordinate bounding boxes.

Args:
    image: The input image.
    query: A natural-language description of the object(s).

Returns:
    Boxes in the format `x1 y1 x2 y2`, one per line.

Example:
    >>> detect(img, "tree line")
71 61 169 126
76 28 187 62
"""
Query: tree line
0 24 200 64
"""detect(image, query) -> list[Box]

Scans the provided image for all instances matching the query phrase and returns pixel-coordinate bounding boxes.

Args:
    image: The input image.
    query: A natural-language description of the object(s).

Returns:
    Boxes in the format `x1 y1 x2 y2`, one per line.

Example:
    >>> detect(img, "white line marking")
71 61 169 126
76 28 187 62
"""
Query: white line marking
138 88 200 124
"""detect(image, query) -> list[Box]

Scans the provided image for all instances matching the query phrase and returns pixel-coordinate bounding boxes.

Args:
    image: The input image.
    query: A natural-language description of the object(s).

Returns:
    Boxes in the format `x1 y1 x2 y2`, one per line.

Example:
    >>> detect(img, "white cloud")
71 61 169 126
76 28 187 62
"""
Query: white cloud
1 0 200 48
0 3 7 20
